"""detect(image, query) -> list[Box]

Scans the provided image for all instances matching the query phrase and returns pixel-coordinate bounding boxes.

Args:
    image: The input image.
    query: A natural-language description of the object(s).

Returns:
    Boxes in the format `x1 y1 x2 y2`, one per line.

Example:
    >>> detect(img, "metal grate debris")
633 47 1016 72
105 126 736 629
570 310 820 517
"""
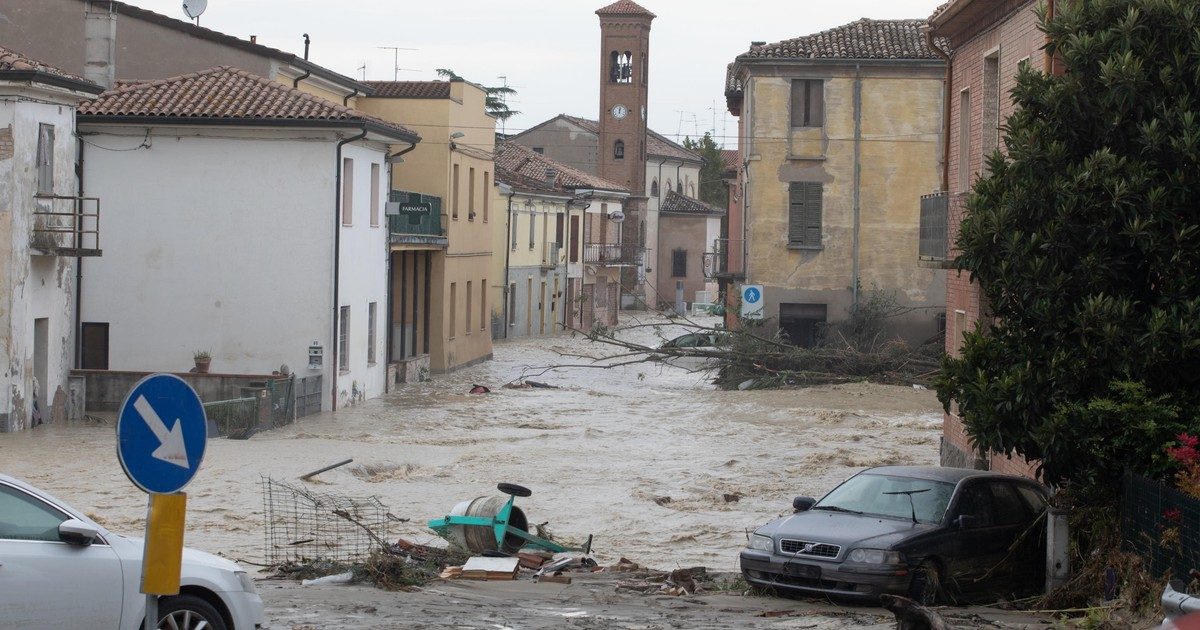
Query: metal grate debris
261 476 392 564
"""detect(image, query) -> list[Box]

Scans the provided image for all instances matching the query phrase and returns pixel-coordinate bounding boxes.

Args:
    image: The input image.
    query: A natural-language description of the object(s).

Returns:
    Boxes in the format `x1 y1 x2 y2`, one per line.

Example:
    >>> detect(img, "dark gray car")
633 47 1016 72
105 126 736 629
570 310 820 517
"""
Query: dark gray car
739 466 1050 604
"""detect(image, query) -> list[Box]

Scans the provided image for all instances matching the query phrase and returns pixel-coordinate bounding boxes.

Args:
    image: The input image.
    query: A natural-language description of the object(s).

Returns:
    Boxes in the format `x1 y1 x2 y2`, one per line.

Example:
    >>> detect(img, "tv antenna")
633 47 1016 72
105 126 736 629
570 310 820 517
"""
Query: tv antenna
182 0 206 25
378 46 418 81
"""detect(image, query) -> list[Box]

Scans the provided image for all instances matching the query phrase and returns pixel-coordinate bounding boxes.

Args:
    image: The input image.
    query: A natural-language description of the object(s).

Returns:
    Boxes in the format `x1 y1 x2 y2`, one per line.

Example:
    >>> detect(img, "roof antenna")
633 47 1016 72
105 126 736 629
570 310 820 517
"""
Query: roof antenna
303 33 310 60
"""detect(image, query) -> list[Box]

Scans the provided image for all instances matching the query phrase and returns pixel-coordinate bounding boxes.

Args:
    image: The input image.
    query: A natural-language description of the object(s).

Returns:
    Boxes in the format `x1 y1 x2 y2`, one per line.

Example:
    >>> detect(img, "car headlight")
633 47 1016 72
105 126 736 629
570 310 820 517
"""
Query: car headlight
235 570 257 594
847 548 904 564
747 533 774 552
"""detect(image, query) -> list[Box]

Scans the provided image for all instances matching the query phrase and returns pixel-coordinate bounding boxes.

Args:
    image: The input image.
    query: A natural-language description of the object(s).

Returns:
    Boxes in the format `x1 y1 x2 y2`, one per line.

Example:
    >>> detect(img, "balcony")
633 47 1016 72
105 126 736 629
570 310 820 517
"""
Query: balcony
583 242 643 267
31 195 102 257
918 191 949 266
387 190 447 249
541 241 562 269
703 238 744 280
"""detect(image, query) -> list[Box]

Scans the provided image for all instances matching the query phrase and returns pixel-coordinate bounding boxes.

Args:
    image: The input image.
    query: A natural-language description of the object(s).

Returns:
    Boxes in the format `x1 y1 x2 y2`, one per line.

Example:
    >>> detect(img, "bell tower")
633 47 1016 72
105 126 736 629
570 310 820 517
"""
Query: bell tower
596 1 654 194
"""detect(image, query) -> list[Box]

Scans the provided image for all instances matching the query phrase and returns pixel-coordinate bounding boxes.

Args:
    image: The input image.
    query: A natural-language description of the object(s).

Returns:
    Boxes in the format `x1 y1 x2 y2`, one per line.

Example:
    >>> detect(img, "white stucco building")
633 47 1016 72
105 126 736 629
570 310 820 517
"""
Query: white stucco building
0 47 105 432
76 66 419 411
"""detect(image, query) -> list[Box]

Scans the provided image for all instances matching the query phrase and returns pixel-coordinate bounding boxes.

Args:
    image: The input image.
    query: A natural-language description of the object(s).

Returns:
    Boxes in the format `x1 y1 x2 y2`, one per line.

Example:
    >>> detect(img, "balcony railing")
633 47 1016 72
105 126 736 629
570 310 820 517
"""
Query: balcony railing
583 242 643 266
541 241 562 269
919 191 949 263
387 190 447 248
31 195 101 257
703 238 745 279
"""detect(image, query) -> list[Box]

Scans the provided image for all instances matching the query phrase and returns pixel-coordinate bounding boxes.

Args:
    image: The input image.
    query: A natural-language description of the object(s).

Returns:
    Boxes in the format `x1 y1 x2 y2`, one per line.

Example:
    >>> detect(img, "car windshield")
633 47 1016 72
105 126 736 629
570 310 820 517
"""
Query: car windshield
813 474 955 524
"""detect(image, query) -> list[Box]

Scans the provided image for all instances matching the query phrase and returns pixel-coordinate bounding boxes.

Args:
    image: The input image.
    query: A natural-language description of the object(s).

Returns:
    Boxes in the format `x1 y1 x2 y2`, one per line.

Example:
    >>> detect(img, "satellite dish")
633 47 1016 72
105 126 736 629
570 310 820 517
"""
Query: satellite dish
182 0 207 20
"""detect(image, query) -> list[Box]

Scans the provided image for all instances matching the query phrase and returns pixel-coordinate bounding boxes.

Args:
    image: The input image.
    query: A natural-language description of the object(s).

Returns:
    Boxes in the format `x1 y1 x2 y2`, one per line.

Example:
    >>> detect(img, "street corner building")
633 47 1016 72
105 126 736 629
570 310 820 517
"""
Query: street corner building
0 47 105 432
492 141 631 337
925 0 1049 477
356 79 496 375
75 66 420 412
725 18 947 346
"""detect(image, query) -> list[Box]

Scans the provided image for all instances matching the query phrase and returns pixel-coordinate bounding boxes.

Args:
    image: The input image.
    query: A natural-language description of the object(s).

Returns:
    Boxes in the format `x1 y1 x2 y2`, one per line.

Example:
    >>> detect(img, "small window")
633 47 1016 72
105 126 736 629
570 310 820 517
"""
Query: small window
958 89 972 191
790 80 824 128
788 182 823 248
369 163 380 227
508 283 517 325
338 306 350 371
36 124 54 195
367 302 377 365
452 164 460 219
671 249 687 278
650 179 659 197
483 171 490 222
449 283 457 338
480 279 487 331
468 166 476 220
341 158 354 225
532 147 544 154
0 484 68 542
511 209 518 250
614 140 625 160
528 204 536 249
466 281 473 334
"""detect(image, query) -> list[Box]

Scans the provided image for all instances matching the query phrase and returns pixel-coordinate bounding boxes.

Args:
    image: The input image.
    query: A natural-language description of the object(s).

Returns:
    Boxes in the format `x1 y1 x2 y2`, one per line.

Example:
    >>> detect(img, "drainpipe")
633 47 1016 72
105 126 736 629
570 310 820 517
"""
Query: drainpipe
331 125 369 411
500 184 515 338
293 34 312 88
1045 0 1057 74
924 26 952 192
852 64 863 309
343 87 359 107
73 131 85 368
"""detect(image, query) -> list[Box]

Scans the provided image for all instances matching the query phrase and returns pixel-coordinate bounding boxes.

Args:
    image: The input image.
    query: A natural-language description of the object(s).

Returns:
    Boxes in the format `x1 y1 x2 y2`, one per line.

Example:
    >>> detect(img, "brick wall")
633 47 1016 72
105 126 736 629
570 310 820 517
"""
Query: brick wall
940 0 1042 478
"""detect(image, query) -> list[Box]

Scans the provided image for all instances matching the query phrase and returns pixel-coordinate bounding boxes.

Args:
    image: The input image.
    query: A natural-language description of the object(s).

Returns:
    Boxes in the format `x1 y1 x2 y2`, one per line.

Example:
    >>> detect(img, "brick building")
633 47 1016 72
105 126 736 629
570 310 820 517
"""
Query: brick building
924 0 1056 477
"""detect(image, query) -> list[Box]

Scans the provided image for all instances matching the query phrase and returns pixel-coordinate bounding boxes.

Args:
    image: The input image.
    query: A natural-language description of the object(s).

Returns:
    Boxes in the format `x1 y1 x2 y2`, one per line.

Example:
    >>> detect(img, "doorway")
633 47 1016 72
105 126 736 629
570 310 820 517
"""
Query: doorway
33 318 48 424
779 303 827 348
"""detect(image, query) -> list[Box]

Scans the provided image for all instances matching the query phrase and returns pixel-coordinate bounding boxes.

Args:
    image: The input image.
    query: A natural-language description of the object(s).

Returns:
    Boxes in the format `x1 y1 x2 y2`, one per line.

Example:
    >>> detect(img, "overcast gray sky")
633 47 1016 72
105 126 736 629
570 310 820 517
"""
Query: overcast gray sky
136 0 943 147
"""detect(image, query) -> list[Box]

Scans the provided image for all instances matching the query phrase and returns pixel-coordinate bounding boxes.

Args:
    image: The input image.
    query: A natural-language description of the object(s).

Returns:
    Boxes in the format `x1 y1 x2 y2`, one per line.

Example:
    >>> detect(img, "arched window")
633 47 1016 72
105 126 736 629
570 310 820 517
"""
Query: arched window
666 179 673 195
676 179 683 194
650 178 659 197
688 183 696 198
613 140 624 160
610 51 633 83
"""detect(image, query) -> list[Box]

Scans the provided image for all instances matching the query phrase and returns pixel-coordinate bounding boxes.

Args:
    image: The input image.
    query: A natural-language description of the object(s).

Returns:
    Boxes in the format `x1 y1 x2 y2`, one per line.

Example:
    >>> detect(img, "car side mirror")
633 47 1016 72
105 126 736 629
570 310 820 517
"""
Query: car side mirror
793 496 816 512
955 514 978 530
59 519 100 546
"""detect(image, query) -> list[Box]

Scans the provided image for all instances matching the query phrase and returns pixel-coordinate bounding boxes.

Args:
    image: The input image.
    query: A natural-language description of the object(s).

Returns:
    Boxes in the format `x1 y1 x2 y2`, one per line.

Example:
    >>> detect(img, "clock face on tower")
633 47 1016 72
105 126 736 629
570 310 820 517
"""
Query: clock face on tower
611 104 628 120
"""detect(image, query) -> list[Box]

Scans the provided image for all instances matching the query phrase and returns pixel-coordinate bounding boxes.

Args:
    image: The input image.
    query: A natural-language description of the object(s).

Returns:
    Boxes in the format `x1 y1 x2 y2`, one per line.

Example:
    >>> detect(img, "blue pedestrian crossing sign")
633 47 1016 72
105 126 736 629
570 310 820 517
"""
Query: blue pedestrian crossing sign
117 374 207 494
741 284 765 320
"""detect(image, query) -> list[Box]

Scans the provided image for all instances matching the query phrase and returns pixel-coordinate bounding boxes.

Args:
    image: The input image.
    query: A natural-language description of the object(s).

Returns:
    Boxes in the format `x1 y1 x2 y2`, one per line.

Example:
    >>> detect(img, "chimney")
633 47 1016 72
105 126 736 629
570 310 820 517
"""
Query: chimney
84 2 116 88
544 168 557 187
250 35 258 44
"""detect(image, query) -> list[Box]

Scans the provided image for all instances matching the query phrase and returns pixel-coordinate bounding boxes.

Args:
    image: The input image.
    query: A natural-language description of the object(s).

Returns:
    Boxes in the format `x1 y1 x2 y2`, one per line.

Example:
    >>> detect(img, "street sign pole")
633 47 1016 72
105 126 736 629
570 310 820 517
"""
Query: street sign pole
117 373 207 630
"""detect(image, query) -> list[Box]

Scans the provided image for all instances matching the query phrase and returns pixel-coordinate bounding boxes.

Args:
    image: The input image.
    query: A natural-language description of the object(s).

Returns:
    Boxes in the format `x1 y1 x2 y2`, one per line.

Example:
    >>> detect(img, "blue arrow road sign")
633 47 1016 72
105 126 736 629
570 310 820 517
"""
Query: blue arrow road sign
117 374 207 494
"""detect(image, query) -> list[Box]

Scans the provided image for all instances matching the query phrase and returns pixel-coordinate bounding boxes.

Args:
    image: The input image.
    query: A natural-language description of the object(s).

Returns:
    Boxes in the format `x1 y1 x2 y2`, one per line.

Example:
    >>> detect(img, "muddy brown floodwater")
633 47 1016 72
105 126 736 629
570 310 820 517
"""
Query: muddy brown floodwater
0 315 943 574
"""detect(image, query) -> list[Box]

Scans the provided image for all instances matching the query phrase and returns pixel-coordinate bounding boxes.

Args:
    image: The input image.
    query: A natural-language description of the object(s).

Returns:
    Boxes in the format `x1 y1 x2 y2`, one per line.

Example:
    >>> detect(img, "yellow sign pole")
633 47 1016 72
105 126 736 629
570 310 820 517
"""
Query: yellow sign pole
142 492 187 629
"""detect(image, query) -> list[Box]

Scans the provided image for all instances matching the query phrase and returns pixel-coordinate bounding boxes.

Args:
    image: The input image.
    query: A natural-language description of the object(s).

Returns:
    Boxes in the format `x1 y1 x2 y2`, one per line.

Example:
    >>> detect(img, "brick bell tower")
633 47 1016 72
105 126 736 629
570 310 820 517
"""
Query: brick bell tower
596 0 653 199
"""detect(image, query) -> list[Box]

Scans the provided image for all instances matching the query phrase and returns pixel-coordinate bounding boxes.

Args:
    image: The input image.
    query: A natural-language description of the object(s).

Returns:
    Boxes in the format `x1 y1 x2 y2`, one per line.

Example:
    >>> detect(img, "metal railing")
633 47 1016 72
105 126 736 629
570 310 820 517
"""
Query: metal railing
541 242 562 268
388 190 447 246
919 192 949 262
583 242 643 266
203 397 258 437
31 195 101 256
704 238 745 279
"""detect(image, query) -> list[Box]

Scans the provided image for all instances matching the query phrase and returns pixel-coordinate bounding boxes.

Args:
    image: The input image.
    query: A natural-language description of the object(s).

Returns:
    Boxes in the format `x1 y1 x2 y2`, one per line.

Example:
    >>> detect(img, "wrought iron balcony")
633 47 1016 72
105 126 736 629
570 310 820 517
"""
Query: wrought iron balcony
31 195 101 257
919 191 949 265
583 242 643 266
388 190 447 248
541 241 562 269
703 238 744 280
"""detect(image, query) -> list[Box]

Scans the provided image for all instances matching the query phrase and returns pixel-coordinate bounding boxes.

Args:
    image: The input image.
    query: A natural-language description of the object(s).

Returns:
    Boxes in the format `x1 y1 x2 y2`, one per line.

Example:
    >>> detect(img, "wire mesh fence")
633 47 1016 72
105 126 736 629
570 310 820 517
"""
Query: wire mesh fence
203 397 258 436
261 476 393 565
265 376 295 426
1121 472 1200 578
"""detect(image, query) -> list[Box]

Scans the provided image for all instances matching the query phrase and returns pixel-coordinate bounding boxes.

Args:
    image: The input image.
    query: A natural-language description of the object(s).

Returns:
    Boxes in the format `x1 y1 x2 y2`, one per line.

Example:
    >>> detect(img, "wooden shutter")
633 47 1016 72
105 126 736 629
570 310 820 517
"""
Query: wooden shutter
788 182 823 247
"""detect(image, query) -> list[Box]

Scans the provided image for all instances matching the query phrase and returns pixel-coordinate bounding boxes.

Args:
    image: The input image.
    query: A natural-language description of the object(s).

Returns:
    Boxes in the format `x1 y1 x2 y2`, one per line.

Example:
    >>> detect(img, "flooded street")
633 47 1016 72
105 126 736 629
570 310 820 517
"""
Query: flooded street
0 315 985 628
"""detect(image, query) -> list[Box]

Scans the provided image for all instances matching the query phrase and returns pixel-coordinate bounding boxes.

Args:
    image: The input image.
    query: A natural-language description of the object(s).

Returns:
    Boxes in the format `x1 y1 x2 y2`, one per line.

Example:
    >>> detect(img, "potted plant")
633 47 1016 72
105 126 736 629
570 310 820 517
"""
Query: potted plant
193 350 212 374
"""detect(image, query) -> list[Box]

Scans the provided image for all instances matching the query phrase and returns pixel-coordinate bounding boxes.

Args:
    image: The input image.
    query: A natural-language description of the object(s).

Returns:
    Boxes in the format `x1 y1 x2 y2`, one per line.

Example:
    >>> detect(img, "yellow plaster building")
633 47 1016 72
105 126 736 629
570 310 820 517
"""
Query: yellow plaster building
726 19 946 345
358 80 495 374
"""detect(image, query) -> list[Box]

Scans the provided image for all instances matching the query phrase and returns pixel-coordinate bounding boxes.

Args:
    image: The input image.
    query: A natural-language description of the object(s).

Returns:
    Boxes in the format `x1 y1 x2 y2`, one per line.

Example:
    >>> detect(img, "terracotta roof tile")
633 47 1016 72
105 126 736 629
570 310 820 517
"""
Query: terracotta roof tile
595 1 656 18
720 149 740 173
495 142 627 193
0 44 100 90
659 190 724 216
79 66 419 140
556 114 702 163
361 81 452 99
742 19 938 61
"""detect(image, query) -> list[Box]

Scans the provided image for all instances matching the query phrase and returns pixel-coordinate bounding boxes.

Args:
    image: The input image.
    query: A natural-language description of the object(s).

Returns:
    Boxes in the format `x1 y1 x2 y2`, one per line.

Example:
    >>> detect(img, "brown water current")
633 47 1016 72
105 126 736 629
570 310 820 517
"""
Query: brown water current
0 315 942 572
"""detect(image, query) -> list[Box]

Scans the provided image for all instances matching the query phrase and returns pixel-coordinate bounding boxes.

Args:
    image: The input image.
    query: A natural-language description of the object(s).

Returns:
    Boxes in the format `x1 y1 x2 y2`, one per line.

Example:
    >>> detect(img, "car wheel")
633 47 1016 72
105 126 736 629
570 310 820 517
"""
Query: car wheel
908 560 942 606
155 594 228 630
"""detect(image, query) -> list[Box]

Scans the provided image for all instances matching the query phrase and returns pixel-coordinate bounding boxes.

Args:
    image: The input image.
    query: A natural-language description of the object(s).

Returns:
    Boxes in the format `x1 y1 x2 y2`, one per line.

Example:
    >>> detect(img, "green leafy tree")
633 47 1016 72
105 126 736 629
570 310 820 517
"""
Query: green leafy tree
435 69 520 122
935 0 1200 489
683 132 727 208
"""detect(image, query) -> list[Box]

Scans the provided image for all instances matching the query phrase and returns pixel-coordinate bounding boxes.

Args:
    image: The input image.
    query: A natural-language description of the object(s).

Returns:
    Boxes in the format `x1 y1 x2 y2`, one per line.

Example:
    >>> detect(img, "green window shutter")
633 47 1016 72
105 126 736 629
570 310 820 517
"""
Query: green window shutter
788 183 806 244
805 182 822 246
